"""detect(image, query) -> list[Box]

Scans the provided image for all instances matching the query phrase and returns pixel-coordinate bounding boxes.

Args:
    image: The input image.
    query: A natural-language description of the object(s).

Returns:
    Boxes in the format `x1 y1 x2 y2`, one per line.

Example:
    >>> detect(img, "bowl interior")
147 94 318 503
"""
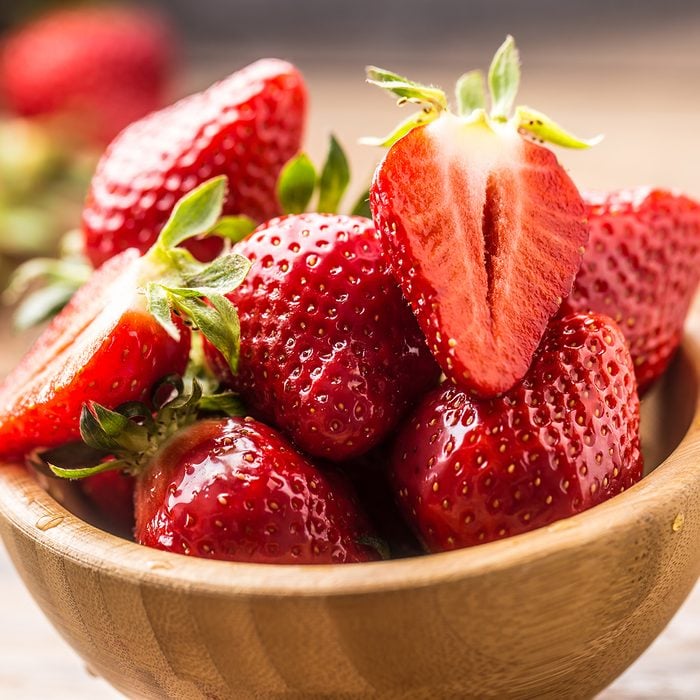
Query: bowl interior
32 345 698 547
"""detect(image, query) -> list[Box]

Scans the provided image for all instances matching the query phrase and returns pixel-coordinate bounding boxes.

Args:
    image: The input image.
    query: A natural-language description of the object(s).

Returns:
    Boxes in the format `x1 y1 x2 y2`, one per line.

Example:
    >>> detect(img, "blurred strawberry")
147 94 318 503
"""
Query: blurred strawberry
81 470 135 535
0 119 93 291
0 5 175 145
81 58 307 267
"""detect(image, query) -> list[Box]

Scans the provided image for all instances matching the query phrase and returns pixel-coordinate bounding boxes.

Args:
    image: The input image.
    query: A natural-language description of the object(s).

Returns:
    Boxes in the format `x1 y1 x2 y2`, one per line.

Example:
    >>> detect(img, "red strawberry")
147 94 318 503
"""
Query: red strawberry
136 416 380 564
82 58 307 267
368 37 596 396
81 470 135 535
0 6 174 145
0 249 189 458
391 313 642 552
560 188 700 393
204 213 440 461
0 178 250 460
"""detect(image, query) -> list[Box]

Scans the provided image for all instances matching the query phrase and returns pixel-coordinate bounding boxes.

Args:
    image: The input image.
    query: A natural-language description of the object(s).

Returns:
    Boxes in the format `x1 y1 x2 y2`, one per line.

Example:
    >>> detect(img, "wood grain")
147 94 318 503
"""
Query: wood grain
0 339 698 699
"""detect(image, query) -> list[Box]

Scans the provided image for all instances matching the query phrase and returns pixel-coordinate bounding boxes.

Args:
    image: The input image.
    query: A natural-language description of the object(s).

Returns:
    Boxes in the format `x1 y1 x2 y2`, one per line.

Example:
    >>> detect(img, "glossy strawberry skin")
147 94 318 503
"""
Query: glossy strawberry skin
135 417 380 564
81 59 307 268
391 313 642 552
204 213 440 461
0 250 191 460
0 6 174 145
560 188 700 393
370 117 588 396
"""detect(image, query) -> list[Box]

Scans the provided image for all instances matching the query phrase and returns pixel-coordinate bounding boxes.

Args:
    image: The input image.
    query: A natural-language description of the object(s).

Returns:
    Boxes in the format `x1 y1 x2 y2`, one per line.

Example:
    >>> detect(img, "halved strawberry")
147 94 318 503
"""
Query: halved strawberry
0 178 250 460
0 249 189 458
368 37 597 396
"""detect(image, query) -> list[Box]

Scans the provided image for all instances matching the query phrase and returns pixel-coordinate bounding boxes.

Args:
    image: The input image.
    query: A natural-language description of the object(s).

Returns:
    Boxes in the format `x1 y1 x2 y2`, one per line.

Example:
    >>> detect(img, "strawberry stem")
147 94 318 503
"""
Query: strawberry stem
139 177 252 372
45 374 247 481
364 36 602 151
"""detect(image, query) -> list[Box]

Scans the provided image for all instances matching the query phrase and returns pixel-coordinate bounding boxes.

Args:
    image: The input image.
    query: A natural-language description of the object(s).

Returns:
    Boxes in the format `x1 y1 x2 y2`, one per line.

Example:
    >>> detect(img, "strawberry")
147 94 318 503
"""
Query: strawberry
390 313 642 552
0 5 175 145
48 385 381 564
136 416 379 563
560 188 700 393
0 178 251 459
82 58 307 268
367 37 597 396
204 212 440 461
81 471 135 535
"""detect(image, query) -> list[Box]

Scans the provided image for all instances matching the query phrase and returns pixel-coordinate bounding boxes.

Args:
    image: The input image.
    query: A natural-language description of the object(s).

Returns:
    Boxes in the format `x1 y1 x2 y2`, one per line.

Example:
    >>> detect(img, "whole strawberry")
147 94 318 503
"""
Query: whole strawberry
0 5 174 145
49 391 381 565
205 213 440 461
82 58 307 267
368 37 597 396
136 416 380 563
391 313 642 552
0 178 249 459
81 471 135 535
560 188 700 393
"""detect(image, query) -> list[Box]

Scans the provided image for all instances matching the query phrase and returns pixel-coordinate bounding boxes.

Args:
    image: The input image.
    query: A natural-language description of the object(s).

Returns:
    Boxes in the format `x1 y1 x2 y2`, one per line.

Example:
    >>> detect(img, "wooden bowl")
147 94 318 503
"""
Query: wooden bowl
0 340 699 700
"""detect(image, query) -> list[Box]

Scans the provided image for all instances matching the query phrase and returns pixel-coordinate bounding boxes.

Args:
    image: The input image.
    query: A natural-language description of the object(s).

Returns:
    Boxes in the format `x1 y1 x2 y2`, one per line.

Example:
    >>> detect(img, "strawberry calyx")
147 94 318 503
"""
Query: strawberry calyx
276 134 371 218
136 176 253 373
4 177 257 332
364 35 601 150
41 374 245 481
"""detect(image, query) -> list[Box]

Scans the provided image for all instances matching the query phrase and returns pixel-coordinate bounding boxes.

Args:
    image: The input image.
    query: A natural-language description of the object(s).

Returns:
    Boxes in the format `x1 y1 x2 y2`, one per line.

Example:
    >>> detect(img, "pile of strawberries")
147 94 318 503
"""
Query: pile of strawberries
1 38 699 565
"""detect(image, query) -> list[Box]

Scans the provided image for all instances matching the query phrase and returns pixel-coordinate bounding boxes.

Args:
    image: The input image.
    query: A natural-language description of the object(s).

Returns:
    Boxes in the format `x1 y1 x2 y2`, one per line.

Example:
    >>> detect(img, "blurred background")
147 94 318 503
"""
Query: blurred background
3 0 700 197
0 1 698 697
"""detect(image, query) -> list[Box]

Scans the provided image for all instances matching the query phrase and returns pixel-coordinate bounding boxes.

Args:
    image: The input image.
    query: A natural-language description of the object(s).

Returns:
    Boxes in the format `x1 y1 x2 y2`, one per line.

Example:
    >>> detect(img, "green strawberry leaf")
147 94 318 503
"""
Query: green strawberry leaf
210 215 257 244
357 534 391 560
317 135 351 214
198 391 247 416
156 176 227 250
515 106 603 149
12 283 78 330
49 459 133 480
47 374 243 481
488 35 520 120
455 70 487 117
366 67 448 111
4 256 90 305
360 108 439 149
145 282 181 341
180 253 251 297
167 292 242 373
160 246 207 280
350 188 372 218
32 442 110 478
5 254 92 330
79 401 148 454
278 153 317 215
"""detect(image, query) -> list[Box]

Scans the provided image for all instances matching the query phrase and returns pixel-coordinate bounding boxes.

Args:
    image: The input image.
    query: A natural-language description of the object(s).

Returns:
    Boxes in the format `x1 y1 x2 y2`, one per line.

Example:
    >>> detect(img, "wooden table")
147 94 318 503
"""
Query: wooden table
1 28 699 697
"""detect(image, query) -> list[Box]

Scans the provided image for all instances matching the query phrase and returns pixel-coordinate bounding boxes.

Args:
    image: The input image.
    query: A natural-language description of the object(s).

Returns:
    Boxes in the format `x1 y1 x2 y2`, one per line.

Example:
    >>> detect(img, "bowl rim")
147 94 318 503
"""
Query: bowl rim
1 337 699 599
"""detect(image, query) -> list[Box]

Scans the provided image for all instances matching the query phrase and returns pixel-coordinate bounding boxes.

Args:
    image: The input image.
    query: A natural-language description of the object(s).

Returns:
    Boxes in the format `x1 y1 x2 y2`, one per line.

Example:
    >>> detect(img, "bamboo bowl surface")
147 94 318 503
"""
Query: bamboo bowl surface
0 334 699 699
